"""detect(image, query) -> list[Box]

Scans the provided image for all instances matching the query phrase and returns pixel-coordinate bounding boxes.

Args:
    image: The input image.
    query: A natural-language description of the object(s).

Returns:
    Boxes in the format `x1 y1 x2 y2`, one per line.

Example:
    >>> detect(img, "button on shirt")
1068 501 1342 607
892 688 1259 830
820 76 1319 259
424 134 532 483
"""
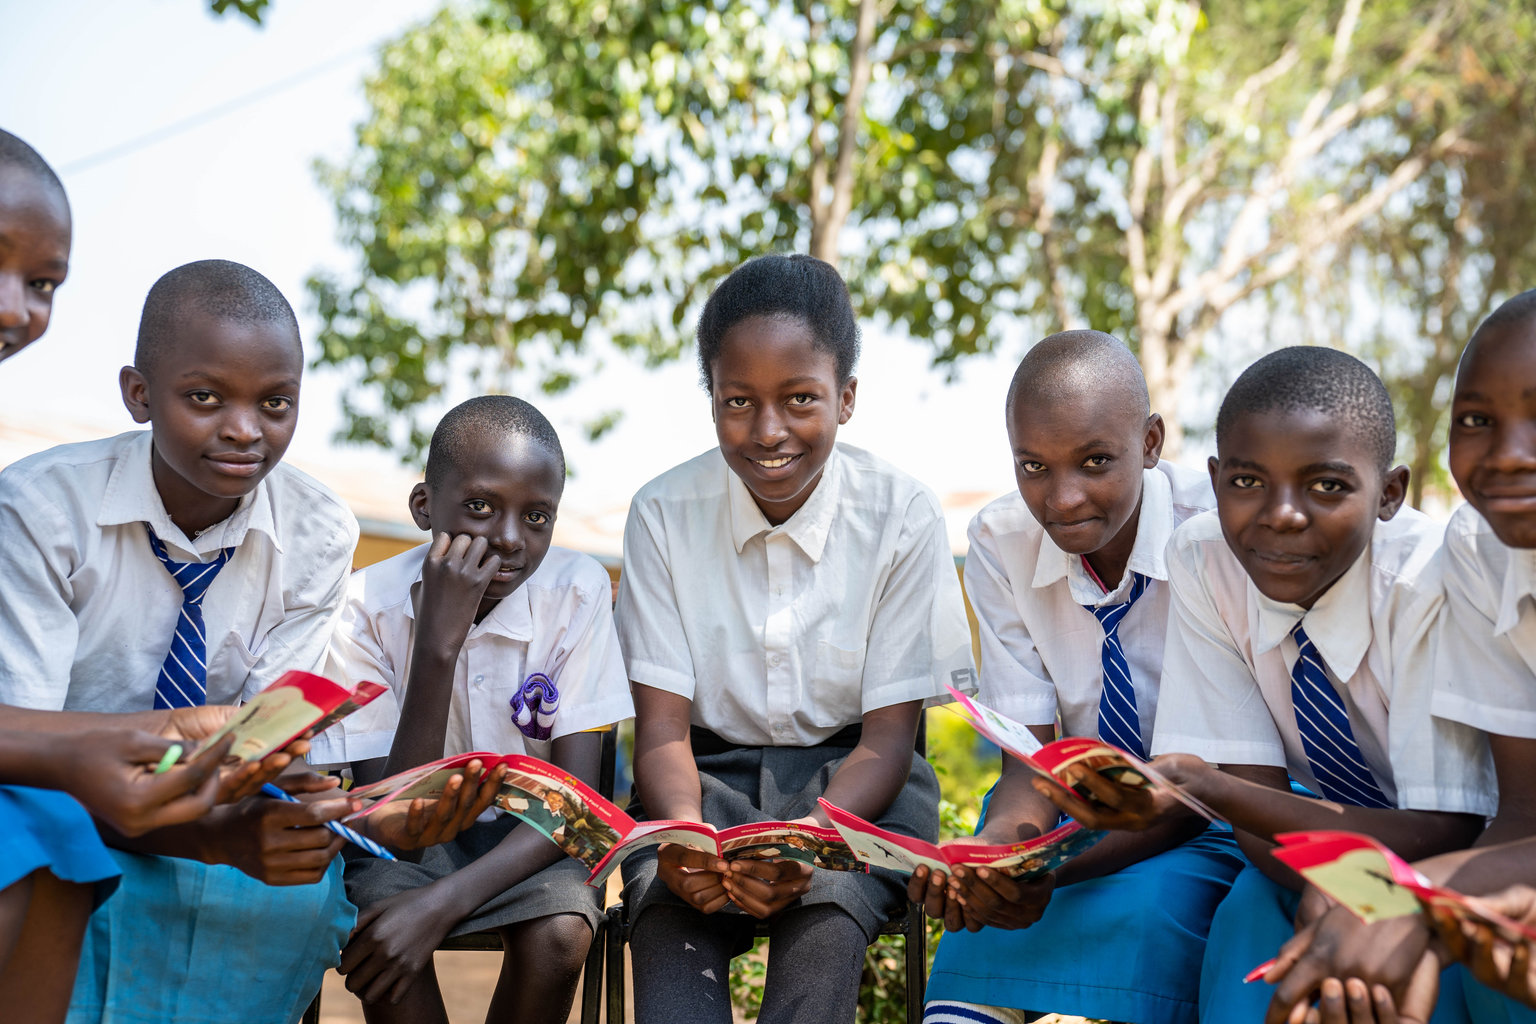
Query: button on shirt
615 444 976 747
0 431 359 712
965 461 1211 737
1151 509 1495 816
1433 502 1536 738
309 544 634 764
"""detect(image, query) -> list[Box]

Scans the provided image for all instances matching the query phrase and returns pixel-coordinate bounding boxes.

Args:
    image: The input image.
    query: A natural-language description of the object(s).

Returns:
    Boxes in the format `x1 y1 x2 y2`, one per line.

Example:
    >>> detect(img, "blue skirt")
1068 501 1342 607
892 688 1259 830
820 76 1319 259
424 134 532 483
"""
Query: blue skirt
1202 863 1472 1024
0 785 120 896
66 851 355 1024
1461 967 1536 1023
925 813 1243 1024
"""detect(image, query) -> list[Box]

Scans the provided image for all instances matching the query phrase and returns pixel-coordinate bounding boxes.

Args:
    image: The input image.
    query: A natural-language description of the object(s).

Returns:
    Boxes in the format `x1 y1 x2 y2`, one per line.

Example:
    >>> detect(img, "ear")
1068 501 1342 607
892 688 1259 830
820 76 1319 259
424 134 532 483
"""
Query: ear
1142 413 1166 468
1207 454 1220 492
1378 465 1410 522
119 366 150 424
837 376 857 425
408 483 432 532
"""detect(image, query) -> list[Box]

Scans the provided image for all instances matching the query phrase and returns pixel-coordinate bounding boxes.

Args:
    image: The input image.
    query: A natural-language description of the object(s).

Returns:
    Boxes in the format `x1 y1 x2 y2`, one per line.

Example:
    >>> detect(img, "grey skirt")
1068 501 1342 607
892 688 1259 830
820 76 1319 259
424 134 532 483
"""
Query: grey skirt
345 814 604 937
620 743 938 941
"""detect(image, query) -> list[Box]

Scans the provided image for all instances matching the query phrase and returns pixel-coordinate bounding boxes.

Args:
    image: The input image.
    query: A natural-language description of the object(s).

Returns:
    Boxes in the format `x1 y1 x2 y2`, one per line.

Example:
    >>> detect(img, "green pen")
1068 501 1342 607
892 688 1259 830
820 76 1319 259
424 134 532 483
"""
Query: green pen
154 744 184 774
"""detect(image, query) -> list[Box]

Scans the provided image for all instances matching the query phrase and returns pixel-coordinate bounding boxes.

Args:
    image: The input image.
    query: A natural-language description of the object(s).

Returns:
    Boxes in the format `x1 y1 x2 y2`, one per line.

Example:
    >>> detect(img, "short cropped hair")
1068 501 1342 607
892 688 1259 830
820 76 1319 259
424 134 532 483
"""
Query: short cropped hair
696 253 860 390
0 128 68 212
424 395 566 490
1216 346 1396 471
135 260 300 377
1006 329 1149 419
1472 288 1536 340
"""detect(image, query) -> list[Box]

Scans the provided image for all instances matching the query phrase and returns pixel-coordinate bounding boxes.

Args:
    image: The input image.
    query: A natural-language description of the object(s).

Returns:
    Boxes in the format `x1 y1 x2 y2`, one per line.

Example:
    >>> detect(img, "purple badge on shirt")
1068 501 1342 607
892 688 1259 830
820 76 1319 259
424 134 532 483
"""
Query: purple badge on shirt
510 672 559 741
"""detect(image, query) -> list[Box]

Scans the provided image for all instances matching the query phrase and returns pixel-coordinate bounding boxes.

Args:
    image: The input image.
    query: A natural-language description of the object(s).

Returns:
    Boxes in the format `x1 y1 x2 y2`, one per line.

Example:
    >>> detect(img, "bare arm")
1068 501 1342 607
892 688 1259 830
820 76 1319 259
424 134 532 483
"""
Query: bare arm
808 700 923 826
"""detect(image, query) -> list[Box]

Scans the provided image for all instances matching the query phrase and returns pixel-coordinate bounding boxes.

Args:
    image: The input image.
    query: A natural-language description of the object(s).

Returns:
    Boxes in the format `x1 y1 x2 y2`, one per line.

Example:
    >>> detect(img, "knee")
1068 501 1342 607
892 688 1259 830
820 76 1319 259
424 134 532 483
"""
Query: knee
507 913 593 975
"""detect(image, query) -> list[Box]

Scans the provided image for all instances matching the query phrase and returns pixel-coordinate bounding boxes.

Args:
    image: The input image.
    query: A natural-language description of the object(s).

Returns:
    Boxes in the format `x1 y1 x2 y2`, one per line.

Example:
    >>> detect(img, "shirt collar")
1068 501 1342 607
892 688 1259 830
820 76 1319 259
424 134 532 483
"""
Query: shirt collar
1495 545 1536 636
1249 543 1373 679
1031 466 1177 606
405 550 535 641
95 431 279 558
726 446 842 563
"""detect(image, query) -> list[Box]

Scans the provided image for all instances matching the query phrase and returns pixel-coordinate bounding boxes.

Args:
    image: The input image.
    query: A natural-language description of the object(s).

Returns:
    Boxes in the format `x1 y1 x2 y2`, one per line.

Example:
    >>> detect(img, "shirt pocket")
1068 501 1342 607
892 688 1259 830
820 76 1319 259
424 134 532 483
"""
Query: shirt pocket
812 640 866 693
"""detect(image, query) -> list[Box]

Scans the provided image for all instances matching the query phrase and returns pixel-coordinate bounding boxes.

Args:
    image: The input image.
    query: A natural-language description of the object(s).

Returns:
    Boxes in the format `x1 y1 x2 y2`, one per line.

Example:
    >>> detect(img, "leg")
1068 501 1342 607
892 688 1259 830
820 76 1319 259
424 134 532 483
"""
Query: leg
629 903 744 1024
358 958 449 1024
0 870 93 1024
757 903 868 1024
0 873 33 967
488 913 593 1024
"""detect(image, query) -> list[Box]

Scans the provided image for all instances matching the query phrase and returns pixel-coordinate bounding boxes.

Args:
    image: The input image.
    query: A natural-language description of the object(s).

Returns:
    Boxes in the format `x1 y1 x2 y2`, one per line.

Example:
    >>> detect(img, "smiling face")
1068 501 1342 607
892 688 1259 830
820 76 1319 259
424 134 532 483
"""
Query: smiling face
120 310 303 535
410 433 564 618
1449 320 1536 548
0 166 70 365
710 314 856 525
1210 407 1407 608
1008 385 1163 586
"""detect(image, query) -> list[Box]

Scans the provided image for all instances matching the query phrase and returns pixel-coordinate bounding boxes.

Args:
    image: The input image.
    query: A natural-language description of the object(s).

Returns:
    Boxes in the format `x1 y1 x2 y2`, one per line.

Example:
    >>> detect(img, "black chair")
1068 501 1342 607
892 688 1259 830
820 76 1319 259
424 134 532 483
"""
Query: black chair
300 729 618 1024
601 718 932 1024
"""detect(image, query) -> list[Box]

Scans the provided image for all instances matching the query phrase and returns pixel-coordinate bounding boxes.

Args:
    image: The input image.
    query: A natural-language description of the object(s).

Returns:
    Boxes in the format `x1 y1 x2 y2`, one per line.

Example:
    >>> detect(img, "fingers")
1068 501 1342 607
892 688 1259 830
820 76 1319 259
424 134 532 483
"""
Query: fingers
660 844 730 875
260 834 347 885
1029 776 1103 827
908 865 953 922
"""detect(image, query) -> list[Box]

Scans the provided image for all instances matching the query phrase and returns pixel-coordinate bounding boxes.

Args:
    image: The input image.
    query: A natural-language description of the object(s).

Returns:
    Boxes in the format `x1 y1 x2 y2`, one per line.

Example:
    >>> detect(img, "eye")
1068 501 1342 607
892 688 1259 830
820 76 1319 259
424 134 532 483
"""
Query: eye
723 396 750 409
1229 474 1261 489
1018 460 1045 474
787 393 816 406
524 510 552 526
28 278 59 296
1083 455 1111 469
1455 411 1491 429
260 396 293 412
464 499 492 515
187 390 219 405
1309 479 1350 495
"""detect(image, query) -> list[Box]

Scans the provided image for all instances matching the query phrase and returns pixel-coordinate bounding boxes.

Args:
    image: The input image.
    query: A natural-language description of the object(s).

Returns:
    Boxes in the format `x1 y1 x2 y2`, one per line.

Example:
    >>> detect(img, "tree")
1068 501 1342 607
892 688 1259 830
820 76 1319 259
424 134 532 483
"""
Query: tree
313 0 1534 460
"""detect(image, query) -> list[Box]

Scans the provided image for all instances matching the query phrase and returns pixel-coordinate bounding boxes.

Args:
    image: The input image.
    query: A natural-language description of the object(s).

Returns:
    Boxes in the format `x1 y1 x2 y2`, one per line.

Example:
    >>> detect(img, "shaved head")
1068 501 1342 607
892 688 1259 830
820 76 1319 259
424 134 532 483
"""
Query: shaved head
1006 330 1149 421
1464 288 1536 367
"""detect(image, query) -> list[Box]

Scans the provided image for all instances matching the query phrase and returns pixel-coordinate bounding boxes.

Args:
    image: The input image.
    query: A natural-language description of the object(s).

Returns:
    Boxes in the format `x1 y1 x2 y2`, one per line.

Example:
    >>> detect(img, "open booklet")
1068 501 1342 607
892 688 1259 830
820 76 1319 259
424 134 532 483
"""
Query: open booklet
189 670 387 764
818 797 1103 880
345 751 864 887
1273 830 1536 940
944 685 1218 821
1244 830 1536 983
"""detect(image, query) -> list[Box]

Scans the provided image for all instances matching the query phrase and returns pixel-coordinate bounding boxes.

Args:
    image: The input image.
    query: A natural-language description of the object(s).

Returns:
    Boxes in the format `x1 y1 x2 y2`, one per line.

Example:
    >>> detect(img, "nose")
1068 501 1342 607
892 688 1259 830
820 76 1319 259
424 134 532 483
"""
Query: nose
1485 422 1536 474
491 518 527 556
1256 485 1308 532
0 273 27 330
1044 475 1088 516
219 404 263 446
751 404 789 447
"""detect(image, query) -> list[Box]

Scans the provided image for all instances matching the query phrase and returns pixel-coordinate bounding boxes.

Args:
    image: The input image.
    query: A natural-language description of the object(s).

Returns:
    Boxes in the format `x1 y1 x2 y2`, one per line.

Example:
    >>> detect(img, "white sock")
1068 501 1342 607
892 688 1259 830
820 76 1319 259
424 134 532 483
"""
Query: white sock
923 1000 1033 1024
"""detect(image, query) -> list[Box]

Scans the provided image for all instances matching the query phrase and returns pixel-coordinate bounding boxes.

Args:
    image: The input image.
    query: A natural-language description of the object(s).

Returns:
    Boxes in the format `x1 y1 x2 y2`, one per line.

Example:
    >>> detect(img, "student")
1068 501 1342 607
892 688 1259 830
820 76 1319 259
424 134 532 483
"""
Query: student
615 253 975 1024
1046 347 1494 1023
1266 296 1536 1023
0 130 311 1024
310 395 633 1023
0 259 416 1024
920 331 1244 1024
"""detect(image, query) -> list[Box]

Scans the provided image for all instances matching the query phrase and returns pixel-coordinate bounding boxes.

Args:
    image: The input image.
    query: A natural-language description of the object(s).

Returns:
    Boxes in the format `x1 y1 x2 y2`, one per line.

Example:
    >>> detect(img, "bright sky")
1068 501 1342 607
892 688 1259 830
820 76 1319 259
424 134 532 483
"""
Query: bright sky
2 0 1211 550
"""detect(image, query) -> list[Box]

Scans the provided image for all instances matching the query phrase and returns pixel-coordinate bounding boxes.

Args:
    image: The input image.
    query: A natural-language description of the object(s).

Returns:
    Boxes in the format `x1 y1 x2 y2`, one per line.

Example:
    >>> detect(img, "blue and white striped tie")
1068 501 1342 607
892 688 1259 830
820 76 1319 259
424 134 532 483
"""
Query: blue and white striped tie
1289 622 1391 809
1086 571 1149 758
146 525 233 709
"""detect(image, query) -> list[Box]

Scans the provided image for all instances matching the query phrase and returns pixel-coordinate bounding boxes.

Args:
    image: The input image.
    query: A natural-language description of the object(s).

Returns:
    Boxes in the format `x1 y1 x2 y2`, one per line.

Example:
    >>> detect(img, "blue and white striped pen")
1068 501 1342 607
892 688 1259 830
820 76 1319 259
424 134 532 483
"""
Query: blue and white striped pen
260 782 397 862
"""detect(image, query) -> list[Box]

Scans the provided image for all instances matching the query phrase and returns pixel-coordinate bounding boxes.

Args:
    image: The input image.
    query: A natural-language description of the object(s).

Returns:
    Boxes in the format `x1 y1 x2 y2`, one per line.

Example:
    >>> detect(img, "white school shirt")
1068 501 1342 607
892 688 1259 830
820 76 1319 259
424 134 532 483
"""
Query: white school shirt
1151 509 1495 815
1433 503 1536 738
0 430 359 712
965 460 1212 738
308 543 634 764
615 443 976 747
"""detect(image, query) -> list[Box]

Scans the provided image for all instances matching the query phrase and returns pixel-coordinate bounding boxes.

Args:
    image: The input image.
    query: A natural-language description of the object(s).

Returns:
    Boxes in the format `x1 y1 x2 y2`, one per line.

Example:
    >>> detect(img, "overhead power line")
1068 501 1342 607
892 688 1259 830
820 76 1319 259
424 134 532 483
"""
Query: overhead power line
58 43 377 176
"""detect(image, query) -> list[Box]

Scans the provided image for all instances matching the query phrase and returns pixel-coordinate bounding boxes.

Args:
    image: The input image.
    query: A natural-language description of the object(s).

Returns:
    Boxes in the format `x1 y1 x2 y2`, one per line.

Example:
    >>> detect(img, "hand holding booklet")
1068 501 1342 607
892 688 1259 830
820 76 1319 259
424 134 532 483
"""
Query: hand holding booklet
189 670 388 764
346 751 864 886
943 685 1218 821
817 797 1103 880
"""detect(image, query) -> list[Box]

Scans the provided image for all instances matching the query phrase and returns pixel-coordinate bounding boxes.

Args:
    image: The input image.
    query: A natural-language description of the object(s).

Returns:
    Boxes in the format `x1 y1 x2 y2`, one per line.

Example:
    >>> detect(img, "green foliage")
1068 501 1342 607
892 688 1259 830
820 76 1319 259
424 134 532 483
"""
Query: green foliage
208 0 269 23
